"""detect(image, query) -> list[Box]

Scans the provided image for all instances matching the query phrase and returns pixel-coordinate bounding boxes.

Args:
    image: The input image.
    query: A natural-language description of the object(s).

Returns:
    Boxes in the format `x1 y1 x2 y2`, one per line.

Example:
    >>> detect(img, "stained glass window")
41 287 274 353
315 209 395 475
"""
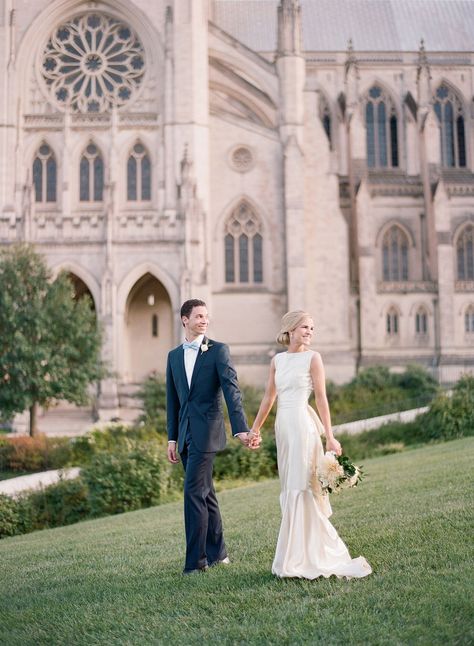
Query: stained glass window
127 143 151 201
366 85 398 168
457 224 474 280
382 226 409 281
41 13 145 113
33 144 57 203
80 143 103 202
465 306 474 333
433 85 466 168
415 308 428 335
224 202 263 286
386 307 399 335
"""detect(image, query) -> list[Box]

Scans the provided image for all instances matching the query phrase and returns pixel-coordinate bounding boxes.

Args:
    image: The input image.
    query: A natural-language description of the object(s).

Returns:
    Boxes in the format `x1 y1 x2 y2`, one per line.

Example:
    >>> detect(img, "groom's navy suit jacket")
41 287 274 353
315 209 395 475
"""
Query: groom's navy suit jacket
166 338 248 453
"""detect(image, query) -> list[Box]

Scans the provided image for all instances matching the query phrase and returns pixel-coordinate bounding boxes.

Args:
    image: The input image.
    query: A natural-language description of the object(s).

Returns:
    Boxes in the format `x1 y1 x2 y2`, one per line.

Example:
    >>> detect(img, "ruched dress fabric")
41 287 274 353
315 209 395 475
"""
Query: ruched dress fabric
271 351 372 579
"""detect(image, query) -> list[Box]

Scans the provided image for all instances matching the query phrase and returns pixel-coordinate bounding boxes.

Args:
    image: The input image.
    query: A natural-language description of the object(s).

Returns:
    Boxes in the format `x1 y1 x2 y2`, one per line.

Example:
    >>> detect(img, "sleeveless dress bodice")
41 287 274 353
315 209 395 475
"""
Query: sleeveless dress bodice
275 350 314 409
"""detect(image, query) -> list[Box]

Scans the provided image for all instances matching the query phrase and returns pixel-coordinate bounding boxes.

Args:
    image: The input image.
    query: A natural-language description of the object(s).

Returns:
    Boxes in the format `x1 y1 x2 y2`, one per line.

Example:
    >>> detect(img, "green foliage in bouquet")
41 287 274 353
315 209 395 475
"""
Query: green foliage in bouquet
317 452 363 495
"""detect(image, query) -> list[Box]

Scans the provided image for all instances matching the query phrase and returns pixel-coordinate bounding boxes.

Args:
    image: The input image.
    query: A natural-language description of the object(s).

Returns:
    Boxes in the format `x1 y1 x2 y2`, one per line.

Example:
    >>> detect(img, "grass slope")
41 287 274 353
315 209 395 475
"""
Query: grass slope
1 438 473 646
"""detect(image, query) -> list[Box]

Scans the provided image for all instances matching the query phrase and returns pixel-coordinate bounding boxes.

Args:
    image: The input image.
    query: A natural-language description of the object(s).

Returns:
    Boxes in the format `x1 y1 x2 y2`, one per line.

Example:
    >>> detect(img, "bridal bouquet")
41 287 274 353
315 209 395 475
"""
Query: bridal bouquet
317 452 363 494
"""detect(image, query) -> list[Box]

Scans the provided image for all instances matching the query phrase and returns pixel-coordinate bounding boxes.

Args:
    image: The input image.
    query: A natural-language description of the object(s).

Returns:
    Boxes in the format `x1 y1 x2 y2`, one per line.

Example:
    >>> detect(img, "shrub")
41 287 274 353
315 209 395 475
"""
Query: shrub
23 477 91 531
0 494 21 538
394 364 438 397
423 374 474 440
327 364 439 424
349 366 394 392
71 423 161 465
135 373 167 430
82 444 168 517
214 434 276 481
0 434 73 472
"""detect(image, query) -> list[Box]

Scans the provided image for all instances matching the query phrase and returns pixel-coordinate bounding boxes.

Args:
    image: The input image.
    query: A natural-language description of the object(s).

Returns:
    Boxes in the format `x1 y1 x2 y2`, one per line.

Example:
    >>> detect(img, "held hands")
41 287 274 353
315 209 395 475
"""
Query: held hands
236 429 262 450
248 427 262 450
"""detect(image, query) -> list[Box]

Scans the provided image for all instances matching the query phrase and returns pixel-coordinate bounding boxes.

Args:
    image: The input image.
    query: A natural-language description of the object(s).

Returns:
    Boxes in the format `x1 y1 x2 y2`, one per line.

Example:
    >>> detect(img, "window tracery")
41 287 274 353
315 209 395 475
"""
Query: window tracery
41 13 145 113
224 202 263 285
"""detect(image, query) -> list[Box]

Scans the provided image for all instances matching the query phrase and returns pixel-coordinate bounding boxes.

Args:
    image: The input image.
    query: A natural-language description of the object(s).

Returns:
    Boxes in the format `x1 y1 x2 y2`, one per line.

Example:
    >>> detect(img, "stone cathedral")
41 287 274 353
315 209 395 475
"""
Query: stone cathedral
1 0 473 419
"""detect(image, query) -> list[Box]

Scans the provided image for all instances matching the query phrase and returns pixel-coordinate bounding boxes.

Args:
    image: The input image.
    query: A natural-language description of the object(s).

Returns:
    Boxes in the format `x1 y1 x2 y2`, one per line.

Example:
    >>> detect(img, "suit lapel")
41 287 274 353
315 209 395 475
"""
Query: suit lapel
189 337 210 393
175 345 189 393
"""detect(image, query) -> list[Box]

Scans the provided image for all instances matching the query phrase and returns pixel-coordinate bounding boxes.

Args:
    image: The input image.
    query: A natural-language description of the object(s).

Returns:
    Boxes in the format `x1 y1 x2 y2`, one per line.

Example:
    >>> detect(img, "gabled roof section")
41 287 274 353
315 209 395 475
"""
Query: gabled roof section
212 0 474 52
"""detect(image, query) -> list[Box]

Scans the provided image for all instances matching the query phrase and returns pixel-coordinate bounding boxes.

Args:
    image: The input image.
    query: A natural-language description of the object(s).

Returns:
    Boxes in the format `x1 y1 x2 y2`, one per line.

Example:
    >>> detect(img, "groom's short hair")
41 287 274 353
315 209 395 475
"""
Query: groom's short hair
180 299 207 322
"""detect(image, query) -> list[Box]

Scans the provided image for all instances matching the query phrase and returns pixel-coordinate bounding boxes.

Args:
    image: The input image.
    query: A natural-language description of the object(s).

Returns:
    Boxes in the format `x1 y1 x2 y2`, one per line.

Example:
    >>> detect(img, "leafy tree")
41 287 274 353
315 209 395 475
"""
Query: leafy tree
0 244 103 436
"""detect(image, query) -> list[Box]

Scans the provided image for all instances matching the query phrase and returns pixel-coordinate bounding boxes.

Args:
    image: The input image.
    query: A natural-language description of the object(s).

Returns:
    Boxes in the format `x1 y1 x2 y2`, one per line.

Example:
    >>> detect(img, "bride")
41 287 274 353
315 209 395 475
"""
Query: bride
250 311 372 579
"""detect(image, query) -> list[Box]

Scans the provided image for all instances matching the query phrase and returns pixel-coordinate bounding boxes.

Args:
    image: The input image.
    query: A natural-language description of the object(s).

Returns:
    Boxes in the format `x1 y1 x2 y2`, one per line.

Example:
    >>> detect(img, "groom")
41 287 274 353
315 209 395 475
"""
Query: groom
166 299 253 574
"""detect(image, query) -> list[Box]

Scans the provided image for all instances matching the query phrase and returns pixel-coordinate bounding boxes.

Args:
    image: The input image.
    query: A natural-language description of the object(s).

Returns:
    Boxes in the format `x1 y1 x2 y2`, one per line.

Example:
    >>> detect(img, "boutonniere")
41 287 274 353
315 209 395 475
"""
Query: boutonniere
200 341 212 353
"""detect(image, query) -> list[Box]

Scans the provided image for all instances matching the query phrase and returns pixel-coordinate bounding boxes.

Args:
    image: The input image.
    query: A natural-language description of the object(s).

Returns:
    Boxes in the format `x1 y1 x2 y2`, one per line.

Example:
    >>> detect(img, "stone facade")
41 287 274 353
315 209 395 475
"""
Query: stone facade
0 0 473 419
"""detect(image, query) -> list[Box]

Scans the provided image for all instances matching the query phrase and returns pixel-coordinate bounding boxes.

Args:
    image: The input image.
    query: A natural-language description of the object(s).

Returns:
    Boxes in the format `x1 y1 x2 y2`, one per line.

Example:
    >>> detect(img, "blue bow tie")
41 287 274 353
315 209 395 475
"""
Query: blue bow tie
183 340 200 351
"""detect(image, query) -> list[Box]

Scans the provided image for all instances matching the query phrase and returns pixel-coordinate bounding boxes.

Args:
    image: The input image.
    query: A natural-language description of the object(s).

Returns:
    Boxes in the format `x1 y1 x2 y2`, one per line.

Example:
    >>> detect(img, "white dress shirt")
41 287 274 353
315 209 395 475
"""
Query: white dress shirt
183 334 204 387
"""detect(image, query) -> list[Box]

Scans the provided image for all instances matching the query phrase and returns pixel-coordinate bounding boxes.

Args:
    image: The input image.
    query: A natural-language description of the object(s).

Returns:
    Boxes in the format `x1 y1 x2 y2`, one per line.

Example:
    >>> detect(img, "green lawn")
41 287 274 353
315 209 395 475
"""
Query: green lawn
1 438 473 646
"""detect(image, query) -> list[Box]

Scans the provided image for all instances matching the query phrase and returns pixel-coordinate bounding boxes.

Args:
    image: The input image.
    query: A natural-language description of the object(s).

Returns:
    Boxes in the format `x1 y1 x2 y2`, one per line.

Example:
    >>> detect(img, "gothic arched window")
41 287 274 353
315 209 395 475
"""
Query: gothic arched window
224 202 263 285
382 225 409 281
33 144 57 203
433 84 466 168
366 85 399 168
465 305 474 334
415 307 428 335
386 307 399 336
319 94 332 148
80 143 103 202
152 314 158 337
127 143 151 201
456 224 474 280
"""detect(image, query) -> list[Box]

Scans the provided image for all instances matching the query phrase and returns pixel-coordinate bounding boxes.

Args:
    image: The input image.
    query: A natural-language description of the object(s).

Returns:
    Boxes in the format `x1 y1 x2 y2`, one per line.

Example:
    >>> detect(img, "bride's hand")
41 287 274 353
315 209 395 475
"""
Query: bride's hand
248 428 262 450
326 436 342 456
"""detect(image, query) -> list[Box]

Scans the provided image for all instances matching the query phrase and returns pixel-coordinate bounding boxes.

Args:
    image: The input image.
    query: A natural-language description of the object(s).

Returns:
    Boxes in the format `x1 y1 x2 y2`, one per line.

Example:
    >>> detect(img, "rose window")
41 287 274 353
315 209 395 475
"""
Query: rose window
41 13 145 113
230 146 254 173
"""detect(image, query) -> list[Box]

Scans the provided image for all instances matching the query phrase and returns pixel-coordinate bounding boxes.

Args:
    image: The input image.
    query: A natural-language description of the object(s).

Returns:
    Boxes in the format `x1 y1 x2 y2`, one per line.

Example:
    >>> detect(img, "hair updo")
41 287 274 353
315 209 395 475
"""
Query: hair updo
276 310 311 346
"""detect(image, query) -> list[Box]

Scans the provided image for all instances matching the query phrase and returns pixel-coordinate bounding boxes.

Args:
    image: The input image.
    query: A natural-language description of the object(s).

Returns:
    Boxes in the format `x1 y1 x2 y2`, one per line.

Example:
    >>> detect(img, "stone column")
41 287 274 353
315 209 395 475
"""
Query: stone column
276 0 306 310
433 181 455 367
98 110 119 419
169 0 210 301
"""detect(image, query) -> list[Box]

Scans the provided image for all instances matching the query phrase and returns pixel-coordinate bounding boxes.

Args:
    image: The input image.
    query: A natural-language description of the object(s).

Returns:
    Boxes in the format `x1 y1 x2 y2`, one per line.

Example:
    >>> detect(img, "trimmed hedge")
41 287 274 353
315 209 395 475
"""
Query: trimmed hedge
0 434 73 473
0 443 173 539
82 445 167 517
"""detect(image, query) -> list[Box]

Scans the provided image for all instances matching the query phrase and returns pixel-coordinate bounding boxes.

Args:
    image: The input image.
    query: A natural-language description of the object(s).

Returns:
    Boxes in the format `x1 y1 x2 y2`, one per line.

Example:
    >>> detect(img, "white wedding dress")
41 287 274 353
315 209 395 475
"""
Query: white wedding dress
272 350 372 579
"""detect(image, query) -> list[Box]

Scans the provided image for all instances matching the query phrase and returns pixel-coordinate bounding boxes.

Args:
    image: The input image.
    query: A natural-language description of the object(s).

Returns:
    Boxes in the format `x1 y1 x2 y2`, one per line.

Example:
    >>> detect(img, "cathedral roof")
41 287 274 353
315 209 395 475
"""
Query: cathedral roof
212 0 474 52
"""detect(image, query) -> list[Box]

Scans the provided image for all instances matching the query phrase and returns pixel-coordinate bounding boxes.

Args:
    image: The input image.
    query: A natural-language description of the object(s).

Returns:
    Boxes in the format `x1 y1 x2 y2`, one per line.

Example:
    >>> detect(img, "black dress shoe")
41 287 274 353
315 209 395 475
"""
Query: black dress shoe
182 565 209 575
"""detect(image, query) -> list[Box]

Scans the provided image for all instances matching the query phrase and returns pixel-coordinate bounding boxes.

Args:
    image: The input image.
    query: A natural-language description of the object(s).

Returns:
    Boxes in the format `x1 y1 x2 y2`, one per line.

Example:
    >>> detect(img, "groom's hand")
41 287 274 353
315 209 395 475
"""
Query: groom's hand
167 441 180 464
248 430 262 450
235 432 250 447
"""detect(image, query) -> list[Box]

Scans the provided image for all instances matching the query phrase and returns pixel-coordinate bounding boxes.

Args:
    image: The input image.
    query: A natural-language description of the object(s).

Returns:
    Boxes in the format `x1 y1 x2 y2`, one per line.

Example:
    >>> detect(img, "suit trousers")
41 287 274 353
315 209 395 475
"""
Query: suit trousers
180 430 227 571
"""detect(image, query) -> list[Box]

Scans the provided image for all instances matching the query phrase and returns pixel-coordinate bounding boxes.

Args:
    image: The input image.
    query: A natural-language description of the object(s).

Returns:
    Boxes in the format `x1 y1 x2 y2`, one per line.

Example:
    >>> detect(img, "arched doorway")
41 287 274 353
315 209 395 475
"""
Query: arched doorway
65 273 96 310
124 273 172 382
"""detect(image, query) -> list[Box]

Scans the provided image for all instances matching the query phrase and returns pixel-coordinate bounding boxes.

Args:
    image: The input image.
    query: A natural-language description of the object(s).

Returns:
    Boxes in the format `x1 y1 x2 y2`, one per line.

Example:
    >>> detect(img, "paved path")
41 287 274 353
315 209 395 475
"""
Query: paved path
0 468 81 498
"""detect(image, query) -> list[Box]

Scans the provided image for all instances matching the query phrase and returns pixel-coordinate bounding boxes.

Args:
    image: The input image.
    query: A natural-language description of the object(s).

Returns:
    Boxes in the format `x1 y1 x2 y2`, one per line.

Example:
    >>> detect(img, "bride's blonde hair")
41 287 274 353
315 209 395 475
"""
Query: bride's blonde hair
276 310 312 346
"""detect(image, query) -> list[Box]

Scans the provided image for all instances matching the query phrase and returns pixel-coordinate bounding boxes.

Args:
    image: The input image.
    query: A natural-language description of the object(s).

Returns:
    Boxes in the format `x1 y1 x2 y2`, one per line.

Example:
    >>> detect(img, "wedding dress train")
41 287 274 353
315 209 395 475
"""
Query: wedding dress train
272 350 372 579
